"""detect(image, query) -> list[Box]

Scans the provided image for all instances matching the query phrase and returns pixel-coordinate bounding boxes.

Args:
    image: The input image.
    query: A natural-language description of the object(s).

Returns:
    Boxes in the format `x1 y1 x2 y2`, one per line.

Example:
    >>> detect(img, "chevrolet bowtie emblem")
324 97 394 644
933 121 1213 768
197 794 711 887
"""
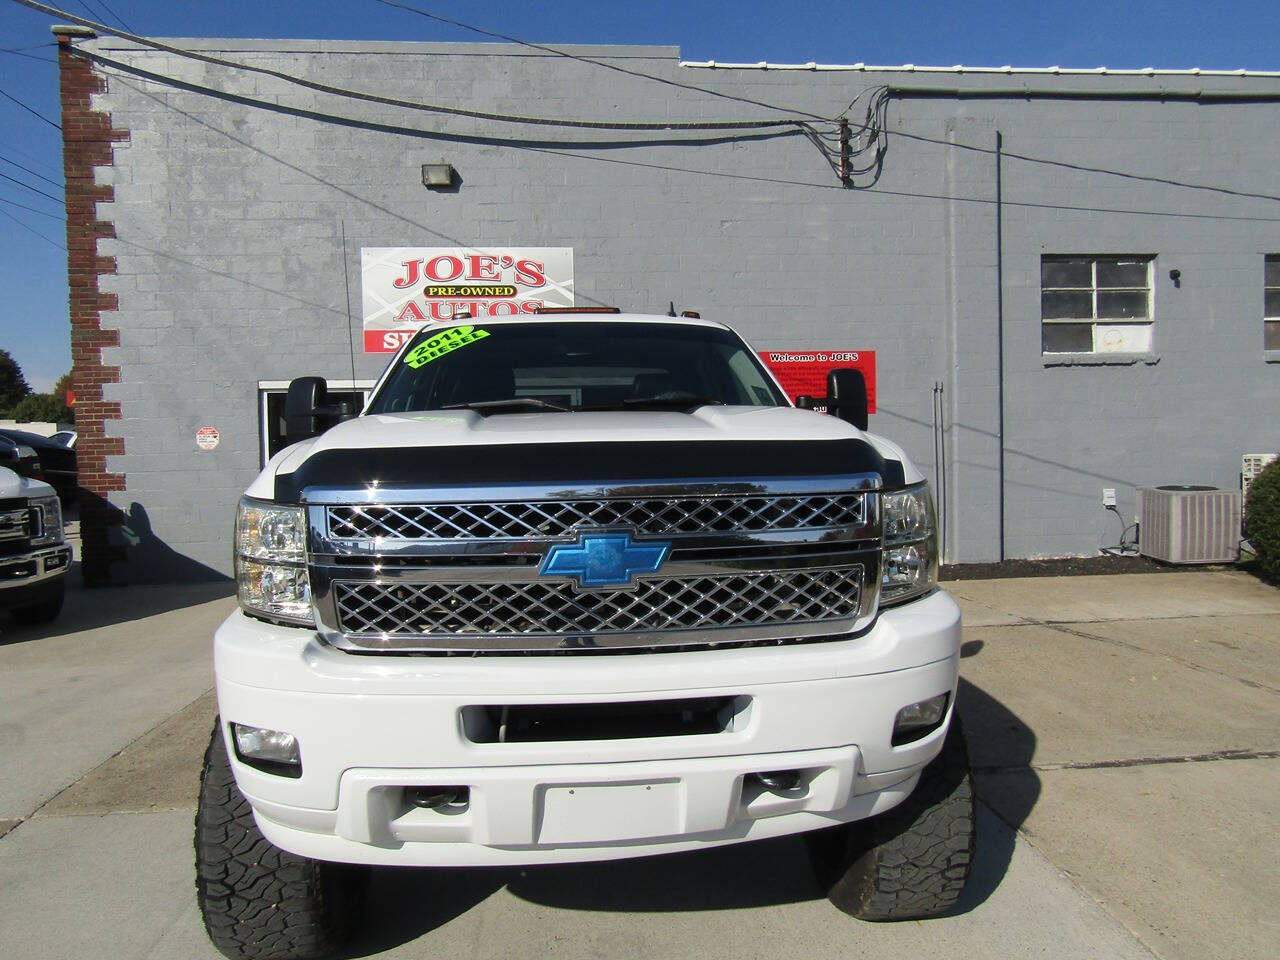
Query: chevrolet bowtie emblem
539 531 671 590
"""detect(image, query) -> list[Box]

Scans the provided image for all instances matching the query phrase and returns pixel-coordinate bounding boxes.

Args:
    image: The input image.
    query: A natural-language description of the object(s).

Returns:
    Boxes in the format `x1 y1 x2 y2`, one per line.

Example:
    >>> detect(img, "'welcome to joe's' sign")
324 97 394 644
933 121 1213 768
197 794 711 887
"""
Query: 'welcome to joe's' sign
361 247 574 352
759 350 877 413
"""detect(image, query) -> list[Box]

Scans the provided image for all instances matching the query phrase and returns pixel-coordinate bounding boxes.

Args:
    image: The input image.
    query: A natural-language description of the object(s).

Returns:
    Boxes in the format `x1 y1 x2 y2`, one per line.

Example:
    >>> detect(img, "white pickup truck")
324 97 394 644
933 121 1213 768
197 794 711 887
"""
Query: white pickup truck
0 466 70 624
198 313 971 959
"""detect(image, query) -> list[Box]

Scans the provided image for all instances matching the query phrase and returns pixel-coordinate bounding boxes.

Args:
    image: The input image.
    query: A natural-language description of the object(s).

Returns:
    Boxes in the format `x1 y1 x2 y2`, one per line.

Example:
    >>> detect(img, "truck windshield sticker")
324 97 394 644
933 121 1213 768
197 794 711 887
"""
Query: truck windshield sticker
402 325 490 368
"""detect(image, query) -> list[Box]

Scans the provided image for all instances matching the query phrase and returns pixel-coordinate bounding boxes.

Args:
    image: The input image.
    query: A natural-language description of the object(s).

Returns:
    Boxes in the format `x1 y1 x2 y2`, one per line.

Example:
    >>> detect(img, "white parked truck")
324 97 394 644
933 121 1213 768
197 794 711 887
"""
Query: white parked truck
198 313 971 959
0 466 70 624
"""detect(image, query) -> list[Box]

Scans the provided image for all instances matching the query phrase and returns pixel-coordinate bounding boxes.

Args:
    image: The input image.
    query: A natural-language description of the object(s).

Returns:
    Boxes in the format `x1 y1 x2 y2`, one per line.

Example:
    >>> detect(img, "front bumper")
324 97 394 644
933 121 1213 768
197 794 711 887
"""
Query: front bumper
0 545 70 608
214 589 962 866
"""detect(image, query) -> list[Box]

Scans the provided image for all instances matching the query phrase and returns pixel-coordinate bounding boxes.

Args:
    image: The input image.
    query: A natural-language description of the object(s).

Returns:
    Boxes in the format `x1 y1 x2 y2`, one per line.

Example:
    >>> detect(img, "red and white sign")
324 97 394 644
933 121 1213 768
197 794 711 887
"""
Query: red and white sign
195 426 220 451
759 350 877 413
361 247 574 352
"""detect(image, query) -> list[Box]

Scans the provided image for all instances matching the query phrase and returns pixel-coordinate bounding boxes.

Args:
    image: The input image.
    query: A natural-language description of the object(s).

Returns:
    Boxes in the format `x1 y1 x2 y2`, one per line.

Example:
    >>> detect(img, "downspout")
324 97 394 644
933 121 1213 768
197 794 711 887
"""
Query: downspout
995 130 1006 562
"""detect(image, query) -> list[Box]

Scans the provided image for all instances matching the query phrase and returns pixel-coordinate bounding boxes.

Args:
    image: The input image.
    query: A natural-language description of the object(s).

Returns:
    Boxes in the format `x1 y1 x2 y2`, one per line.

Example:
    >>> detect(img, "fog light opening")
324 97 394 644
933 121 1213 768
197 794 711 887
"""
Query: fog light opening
750 769 804 793
405 785 469 810
891 693 950 746
230 723 302 778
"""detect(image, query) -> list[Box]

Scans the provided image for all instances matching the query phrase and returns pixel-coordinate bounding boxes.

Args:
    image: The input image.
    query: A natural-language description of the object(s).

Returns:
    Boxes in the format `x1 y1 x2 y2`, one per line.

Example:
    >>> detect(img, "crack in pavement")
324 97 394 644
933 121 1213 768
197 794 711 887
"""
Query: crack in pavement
973 614 1280 695
976 748 1280 775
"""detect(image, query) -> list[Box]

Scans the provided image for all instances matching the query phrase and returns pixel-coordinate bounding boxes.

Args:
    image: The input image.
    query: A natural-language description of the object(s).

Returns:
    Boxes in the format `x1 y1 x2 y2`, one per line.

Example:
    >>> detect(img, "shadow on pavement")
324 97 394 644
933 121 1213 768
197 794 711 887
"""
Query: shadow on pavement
345 867 509 958
340 676 1041 952
0 559 234 646
947 676 1041 915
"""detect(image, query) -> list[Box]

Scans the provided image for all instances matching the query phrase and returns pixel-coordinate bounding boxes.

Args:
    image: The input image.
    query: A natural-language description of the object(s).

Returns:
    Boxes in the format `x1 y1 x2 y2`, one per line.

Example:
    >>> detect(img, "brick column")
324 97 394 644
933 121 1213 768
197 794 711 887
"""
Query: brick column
55 27 129 584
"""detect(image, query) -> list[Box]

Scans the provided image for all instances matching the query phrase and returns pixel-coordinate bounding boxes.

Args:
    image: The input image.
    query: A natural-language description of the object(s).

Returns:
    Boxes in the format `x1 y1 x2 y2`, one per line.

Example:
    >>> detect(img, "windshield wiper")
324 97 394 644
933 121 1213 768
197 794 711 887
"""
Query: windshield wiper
620 391 725 409
443 398 571 415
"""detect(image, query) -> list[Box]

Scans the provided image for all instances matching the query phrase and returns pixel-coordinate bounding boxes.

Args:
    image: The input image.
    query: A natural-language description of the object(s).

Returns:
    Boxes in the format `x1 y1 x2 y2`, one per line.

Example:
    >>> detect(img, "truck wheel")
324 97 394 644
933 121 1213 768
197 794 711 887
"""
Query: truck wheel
807 716 974 921
9 582 65 624
195 719 369 960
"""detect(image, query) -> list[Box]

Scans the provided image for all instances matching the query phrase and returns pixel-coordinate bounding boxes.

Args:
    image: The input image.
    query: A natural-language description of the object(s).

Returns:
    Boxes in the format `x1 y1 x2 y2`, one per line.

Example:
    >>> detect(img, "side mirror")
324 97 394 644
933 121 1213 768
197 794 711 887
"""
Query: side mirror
826 368 869 430
795 395 815 410
285 377 352 444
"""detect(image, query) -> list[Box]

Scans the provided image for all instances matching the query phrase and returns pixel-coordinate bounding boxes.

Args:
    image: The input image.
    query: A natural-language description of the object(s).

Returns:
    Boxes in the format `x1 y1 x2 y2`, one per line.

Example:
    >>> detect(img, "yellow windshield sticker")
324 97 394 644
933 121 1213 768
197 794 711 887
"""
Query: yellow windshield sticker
402 325 490 368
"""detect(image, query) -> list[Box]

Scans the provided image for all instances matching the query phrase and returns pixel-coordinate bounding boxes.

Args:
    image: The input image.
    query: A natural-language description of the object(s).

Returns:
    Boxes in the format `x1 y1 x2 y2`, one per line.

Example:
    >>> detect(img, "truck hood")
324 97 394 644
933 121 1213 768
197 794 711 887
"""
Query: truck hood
0 465 53 499
248 407 922 501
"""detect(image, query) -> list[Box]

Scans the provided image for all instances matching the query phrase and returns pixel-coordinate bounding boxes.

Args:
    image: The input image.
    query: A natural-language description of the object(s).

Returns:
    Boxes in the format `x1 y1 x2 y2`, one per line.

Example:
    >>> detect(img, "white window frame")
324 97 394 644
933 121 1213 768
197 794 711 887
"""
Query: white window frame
1265 254 1280 354
1040 255 1155 355
257 379 374 468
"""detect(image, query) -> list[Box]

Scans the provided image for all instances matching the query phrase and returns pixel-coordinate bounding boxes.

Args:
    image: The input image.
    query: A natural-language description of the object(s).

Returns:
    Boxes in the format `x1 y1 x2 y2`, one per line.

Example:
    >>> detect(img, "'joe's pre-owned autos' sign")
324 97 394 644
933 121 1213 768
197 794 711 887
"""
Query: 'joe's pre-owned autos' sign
361 247 575 352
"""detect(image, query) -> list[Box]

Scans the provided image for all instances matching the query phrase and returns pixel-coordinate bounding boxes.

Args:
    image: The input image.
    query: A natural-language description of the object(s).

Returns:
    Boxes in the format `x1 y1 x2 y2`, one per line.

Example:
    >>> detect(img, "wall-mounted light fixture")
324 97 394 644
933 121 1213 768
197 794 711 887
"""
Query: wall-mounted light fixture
422 163 458 190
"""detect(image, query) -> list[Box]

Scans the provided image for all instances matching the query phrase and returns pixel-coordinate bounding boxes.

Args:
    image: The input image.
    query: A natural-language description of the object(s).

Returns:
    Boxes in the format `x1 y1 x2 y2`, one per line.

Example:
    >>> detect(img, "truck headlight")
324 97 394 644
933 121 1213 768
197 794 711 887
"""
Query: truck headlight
235 497 313 625
881 482 939 606
31 495 63 546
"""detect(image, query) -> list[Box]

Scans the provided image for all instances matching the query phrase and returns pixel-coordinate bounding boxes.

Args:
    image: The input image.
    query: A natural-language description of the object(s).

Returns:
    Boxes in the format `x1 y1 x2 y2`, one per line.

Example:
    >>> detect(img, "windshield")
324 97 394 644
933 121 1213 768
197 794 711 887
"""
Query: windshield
367 321 787 414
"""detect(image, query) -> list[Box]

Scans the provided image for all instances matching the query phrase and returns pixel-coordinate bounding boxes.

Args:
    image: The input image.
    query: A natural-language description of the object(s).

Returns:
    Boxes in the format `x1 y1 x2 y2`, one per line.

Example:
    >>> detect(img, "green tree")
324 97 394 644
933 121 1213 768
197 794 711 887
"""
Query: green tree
1245 458 1280 583
0 349 31 412
9 392 73 424
53 370 74 405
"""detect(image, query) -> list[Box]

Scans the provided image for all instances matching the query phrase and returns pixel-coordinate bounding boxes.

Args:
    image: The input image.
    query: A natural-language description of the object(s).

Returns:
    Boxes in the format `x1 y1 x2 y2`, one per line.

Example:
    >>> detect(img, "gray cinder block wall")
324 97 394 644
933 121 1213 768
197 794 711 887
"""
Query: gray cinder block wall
65 36 1280 578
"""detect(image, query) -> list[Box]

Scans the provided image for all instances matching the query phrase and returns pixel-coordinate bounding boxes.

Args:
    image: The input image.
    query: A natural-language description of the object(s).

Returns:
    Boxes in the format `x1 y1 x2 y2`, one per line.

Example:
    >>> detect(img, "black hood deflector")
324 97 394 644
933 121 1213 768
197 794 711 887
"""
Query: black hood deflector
273 439 905 503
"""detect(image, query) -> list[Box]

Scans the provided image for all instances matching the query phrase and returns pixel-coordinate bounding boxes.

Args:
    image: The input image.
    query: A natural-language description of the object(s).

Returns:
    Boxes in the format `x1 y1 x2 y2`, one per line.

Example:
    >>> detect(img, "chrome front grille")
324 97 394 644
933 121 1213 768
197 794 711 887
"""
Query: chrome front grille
334 566 863 641
0 506 32 543
307 477 882 653
326 492 863 541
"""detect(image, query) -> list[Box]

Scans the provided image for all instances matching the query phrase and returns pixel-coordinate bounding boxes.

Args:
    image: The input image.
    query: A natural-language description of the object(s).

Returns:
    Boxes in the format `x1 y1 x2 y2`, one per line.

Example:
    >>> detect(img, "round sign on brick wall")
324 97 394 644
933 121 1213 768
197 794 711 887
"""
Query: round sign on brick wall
195 426 220 451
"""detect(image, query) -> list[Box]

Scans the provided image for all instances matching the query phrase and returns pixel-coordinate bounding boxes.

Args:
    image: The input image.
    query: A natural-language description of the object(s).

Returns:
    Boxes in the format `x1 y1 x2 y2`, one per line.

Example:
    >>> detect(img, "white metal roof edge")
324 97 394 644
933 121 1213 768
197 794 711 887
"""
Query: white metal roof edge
679 60 1280 78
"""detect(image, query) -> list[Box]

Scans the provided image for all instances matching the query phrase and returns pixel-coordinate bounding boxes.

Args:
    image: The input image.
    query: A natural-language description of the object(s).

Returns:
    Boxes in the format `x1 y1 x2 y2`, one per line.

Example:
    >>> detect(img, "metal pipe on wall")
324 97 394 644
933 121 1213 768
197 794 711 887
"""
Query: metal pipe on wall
995 130 1006 562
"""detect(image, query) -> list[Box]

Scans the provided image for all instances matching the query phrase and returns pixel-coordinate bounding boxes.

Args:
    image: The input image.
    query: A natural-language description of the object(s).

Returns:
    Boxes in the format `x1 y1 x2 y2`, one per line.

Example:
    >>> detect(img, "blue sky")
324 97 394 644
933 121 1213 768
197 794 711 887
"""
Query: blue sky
2 0 1278 391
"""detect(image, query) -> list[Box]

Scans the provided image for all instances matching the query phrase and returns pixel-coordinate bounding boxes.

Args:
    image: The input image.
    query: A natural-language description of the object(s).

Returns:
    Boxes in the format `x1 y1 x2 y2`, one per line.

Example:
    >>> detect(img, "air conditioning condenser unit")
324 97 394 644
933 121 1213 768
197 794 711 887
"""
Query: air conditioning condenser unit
1137 486 1240 564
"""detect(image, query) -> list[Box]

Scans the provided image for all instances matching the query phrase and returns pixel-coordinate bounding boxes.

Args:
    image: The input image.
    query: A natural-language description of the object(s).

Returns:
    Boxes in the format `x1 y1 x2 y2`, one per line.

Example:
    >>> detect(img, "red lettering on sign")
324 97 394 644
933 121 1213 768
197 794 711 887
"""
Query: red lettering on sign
424 255 464 282
514 259 546 287
392 259 421 289
395 301 426 322
466 254 500 280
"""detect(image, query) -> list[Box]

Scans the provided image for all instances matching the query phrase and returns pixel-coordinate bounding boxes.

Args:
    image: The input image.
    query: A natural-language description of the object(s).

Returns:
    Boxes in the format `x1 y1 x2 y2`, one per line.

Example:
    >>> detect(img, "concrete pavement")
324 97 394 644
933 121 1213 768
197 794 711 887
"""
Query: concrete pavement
1 569 1276 959
949 571 1280 960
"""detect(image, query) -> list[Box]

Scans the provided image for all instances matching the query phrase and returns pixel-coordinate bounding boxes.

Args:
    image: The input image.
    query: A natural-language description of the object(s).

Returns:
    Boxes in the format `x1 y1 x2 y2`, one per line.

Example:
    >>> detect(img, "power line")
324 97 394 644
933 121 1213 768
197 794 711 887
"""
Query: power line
0 169 63 204
889 123 1280 205
0 47 57 64
76 0 131 33
531 144 1280 222
93 0 133 33
83 46 826 156
0 193 65 218
28 0 1273 215
0 152 63 189
98 61 1280 226
0 204 66 249
0 86 61 129
371 0 833 122
12 1 819 133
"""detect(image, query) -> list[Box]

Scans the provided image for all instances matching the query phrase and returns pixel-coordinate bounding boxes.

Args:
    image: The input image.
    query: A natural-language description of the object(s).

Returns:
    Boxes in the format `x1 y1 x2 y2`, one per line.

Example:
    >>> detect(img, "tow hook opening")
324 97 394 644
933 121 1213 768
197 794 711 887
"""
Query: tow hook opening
749 769 805 793
404 785 470 810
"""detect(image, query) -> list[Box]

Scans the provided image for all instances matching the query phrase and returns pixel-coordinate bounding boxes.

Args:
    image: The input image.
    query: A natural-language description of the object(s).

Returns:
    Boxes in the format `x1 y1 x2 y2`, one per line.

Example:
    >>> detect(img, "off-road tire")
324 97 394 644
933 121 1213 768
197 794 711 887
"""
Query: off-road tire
195 719 369 959
9 582 65 625
807 716 975 921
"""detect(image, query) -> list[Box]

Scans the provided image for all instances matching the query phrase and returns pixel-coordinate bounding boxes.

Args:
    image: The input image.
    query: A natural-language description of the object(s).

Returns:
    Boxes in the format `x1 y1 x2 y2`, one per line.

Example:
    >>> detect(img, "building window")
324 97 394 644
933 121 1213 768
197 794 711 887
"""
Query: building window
1041 256 1153 354
1266 255 1280 351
